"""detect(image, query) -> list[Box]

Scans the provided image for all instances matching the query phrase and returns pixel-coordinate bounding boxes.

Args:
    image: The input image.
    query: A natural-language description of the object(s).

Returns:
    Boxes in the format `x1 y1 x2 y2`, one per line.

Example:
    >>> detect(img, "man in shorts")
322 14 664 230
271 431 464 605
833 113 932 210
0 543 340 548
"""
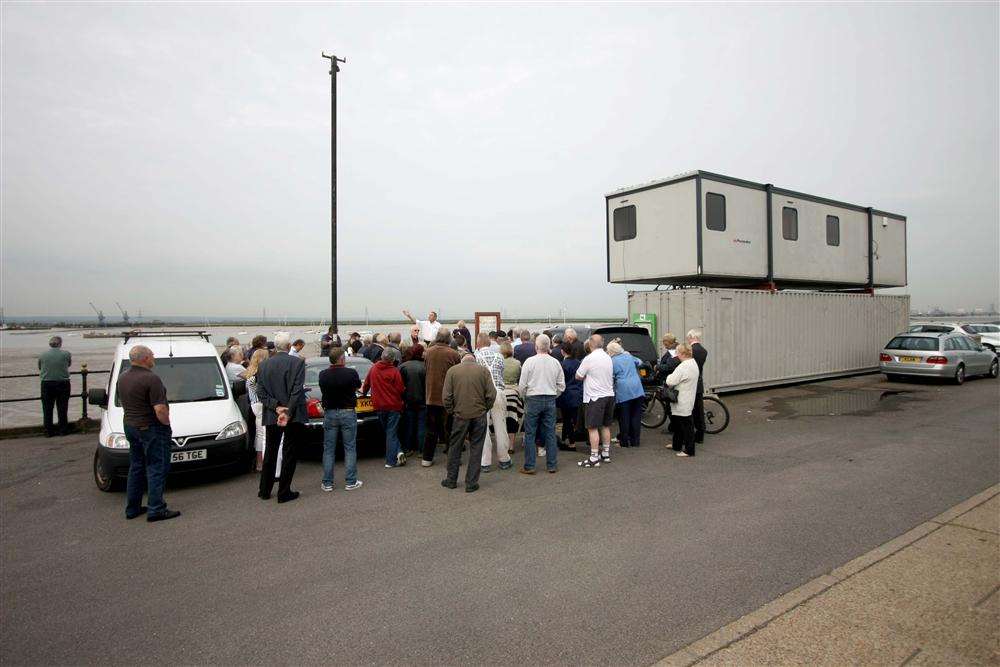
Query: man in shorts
575 334 615 467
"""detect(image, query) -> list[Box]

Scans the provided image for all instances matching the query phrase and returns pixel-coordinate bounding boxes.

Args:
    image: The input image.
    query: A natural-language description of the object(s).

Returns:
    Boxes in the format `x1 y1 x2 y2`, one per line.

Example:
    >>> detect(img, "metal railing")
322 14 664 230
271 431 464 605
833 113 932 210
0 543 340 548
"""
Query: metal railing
0 365 110 421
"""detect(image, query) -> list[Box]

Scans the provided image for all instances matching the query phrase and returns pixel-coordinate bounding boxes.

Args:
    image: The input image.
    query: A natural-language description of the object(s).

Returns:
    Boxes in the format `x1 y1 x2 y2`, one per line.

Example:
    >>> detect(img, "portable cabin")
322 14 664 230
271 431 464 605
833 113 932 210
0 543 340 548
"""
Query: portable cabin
606 171 907 289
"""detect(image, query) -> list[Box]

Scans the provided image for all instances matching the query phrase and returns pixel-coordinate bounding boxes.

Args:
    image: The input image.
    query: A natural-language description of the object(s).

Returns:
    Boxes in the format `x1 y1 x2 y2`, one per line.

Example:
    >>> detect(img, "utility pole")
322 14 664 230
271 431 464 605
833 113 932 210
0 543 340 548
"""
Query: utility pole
322 52 346 334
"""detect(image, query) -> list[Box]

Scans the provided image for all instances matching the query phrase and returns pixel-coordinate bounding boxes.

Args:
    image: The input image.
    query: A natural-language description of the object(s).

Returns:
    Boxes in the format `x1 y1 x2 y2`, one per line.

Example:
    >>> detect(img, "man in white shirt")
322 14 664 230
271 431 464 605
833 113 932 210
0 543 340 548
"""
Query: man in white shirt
474 333 511 472
575 334 615 467
517 334 565 474
403 309 443 345
225 346 246 384
289 339 305 357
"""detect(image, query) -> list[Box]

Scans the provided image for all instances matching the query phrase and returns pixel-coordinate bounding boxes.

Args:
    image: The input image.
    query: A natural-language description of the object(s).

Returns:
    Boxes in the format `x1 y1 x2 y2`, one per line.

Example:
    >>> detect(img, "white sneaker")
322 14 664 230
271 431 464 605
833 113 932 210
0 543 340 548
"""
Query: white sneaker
345 480 363 490
421 459 433 467
321 482 334 492
537 447 546 458
676 451 690 457
397 452 407 466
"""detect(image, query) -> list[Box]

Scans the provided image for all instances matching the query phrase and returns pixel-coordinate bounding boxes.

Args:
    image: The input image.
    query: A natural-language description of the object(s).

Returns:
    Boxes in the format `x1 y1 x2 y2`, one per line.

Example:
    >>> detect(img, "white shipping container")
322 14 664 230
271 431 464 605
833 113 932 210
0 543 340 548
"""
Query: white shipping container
628 287 910 393
607 171 907 289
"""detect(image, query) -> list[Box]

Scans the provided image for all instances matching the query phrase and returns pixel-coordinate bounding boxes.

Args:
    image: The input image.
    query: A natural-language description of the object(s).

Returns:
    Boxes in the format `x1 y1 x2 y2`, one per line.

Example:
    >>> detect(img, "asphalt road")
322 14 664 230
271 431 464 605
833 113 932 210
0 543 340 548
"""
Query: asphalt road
2 374 998 665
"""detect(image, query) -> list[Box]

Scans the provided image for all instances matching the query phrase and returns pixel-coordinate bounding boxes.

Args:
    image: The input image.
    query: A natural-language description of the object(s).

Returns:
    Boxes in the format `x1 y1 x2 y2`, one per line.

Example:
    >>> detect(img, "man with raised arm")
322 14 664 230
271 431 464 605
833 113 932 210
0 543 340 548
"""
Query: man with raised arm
403 308 443 345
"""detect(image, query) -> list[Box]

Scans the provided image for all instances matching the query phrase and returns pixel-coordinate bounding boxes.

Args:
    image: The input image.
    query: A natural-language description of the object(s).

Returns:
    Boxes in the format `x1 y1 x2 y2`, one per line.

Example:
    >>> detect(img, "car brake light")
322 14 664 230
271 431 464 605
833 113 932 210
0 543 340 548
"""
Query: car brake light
307 397 324 418
880 353 892 362
926 356 947 365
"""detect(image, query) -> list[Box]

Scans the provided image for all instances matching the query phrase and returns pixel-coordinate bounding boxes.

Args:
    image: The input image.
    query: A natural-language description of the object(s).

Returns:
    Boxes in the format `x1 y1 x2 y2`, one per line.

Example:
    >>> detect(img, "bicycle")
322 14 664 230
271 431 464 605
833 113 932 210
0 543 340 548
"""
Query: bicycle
640 376 730 435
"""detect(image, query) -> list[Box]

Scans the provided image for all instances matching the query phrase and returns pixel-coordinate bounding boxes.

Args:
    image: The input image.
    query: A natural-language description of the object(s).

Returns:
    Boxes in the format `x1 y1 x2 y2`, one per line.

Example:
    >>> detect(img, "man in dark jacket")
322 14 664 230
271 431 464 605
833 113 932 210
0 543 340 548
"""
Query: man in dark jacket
441 355 497 493
398 345 426 456
686 329 708 443
255 333 306 503
513 330 536 364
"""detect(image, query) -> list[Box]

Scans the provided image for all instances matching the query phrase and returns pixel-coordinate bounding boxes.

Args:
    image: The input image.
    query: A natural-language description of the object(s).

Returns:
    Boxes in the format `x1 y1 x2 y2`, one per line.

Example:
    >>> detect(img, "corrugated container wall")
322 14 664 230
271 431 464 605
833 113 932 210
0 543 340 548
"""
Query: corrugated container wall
628 288 910 393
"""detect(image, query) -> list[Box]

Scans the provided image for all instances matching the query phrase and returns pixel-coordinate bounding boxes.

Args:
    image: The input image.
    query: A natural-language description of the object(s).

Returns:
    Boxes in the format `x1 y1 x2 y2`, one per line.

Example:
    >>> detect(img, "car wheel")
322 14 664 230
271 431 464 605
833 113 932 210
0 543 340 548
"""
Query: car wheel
989 359 999 379
93 450 123 492
953 364 965 385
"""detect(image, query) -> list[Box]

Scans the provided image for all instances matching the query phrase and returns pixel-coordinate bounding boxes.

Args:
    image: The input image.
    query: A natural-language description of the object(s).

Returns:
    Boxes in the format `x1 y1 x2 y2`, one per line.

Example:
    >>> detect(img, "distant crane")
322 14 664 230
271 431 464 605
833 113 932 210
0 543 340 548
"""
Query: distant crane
115 302 130 325
89 302 106 327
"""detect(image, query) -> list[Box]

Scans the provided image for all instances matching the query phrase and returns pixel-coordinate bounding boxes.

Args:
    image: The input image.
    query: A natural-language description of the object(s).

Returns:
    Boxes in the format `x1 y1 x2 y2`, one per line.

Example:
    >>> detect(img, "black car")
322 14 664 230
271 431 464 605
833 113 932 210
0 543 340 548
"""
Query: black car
301 356 383 452
543 324 659 381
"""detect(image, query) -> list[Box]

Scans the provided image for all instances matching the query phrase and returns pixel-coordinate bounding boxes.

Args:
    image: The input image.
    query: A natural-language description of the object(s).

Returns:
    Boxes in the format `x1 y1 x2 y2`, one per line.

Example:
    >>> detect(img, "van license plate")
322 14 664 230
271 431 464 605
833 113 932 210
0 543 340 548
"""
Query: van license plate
899 356 921 363
171 449 207 463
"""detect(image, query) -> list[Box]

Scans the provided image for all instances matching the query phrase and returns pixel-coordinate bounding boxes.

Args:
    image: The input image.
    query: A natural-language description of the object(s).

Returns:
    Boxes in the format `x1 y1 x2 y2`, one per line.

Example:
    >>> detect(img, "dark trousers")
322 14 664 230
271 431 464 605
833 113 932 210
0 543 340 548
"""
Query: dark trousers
401 405 427 454
41 380 71 436
560 406 579 444
423 405 449 462
670 414 695 456
693 391 705 442
446 414 487 488
260 422 303 497
617 396 644 447
124 423 172 517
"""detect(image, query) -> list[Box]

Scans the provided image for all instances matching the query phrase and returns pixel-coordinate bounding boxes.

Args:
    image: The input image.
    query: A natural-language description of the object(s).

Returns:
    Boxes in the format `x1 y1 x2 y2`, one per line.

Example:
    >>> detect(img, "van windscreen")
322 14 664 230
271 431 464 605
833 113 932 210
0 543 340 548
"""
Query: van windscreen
115 357 228 405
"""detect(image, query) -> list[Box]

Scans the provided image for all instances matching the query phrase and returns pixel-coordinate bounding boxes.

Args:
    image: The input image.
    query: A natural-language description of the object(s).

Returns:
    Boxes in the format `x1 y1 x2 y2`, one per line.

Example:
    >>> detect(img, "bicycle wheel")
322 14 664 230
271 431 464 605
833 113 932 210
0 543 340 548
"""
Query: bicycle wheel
702 396 730 435
641 393 667 429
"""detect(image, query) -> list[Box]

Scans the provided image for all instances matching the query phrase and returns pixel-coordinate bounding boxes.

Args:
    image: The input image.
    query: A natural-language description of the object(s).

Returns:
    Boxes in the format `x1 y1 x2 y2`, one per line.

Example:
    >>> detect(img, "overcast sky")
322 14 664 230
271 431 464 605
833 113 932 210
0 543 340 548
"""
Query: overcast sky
2 2 997 320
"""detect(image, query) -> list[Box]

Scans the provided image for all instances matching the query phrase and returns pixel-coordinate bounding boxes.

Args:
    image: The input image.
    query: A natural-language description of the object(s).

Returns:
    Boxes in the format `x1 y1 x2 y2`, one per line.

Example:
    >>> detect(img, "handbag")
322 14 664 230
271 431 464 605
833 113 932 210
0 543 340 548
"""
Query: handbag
658 384 679 404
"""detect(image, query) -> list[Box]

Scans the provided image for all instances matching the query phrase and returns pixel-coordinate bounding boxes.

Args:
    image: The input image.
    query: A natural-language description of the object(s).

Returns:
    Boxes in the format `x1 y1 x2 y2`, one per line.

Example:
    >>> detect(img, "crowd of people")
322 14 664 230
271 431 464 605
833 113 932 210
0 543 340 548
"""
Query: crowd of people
106 310 709 517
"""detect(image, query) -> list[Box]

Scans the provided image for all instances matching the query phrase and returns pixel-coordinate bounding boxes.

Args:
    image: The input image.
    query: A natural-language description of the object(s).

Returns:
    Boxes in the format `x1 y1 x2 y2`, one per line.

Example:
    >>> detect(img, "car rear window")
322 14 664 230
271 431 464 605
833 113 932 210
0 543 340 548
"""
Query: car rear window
115 357 228 405
595 330 658 365
886 336 939 352
305 359 372 386
963 324 999 334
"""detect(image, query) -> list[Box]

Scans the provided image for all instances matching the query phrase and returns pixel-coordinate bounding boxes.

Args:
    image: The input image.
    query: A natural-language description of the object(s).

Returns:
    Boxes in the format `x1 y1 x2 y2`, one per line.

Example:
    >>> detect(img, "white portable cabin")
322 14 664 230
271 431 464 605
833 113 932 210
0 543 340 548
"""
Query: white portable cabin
606 171 907 289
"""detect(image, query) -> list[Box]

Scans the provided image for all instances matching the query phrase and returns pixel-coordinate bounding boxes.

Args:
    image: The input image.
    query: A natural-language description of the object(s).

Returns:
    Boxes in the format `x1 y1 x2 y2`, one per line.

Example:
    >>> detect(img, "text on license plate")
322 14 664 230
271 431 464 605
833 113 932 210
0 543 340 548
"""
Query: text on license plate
171 449 207 463
899 356 921 363
356 397 374 413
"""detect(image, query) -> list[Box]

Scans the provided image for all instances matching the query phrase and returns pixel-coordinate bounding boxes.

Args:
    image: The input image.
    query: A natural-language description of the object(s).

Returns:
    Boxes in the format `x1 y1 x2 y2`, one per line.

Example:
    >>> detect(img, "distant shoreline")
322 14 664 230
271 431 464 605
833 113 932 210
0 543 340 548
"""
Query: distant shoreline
1 316 627 331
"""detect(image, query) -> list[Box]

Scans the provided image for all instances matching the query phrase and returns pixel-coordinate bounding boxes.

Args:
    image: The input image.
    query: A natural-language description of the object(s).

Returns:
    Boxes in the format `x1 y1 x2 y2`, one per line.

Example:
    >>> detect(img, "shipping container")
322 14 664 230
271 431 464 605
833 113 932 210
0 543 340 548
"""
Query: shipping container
628 287 910 393
607 171 907 289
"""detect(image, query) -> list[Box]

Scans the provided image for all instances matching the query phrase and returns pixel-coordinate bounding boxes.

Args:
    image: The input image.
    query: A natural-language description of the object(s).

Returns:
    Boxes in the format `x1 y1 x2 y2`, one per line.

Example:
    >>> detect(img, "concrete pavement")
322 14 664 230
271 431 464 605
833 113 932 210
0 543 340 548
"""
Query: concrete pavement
1 373 997 665
660 485 1000 666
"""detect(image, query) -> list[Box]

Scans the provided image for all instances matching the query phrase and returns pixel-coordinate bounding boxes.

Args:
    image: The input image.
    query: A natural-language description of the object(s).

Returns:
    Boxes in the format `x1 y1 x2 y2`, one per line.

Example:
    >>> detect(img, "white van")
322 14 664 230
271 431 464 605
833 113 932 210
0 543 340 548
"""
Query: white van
88 331 250 491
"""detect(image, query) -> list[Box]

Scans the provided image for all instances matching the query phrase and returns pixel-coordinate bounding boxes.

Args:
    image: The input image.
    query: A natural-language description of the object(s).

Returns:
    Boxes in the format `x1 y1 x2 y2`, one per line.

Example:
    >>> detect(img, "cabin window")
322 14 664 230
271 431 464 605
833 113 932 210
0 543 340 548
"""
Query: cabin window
782 207 798 241
826 215 840 246
613 205 637 241
705 192 726 231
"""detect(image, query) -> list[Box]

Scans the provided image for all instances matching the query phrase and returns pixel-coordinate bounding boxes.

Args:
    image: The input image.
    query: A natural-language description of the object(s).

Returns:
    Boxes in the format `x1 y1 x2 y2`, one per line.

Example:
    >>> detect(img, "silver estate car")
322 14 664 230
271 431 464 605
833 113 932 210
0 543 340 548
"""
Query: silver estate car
881 332 999 384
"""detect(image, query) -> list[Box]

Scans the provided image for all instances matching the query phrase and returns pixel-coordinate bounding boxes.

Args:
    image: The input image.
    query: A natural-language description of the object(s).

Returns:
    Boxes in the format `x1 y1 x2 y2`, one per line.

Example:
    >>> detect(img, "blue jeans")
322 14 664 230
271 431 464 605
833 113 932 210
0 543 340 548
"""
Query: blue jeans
401 405 426 454
378 410 402 465
523 395 557 471
322 409 358 485
124 423 172 517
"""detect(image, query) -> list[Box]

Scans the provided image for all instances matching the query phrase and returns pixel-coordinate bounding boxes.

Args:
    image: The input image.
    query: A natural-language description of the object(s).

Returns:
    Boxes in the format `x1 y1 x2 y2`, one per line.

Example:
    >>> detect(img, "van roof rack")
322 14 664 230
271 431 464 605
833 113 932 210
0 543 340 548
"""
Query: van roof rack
121 330 211 342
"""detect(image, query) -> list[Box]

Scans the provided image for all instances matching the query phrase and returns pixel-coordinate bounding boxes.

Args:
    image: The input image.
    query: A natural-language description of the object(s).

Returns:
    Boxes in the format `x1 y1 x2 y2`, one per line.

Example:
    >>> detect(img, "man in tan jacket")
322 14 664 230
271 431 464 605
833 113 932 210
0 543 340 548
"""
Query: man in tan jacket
422 330 462 467
441 355 497 493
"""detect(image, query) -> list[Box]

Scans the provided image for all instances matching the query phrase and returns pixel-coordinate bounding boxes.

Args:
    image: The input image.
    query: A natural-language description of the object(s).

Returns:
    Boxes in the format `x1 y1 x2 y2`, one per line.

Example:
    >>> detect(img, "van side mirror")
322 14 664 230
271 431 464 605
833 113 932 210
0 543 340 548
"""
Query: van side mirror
88 388 108 409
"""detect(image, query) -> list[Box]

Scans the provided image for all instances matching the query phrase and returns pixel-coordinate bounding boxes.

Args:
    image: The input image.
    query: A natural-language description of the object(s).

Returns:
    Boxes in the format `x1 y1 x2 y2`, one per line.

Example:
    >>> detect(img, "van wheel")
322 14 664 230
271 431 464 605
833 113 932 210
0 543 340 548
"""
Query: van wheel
94 450 123 492
989 359 998 379
953 364 965 385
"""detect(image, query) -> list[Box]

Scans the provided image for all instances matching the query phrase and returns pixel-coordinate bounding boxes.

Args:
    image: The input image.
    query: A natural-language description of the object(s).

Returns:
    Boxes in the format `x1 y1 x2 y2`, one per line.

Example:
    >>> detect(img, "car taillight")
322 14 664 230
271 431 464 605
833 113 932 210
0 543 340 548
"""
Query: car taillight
926 356 948 365
307 397 324 418
880 353 892 362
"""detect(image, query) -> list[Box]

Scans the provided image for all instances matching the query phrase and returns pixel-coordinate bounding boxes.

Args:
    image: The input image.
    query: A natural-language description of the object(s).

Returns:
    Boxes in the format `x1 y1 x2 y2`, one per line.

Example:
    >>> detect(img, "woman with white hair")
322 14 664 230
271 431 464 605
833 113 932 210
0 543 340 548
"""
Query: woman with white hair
666 343 700 457
607 340 645 448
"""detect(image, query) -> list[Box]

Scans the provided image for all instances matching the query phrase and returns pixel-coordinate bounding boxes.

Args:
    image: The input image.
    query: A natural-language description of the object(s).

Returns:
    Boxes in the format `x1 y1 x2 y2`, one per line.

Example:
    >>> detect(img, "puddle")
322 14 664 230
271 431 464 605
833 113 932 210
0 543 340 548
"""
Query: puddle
765 387 919 419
